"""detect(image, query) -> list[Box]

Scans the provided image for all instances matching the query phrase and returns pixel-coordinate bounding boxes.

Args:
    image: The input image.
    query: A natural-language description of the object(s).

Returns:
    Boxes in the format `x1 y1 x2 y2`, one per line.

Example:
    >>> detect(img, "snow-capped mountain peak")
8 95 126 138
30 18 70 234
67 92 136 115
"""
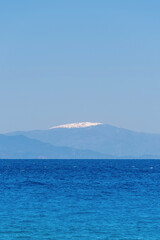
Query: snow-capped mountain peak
49 122 102 129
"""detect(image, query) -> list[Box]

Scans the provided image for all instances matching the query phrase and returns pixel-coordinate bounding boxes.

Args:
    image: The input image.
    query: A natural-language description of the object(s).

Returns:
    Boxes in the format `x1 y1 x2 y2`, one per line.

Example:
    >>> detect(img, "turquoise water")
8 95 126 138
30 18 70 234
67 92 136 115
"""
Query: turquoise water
0 159 160 239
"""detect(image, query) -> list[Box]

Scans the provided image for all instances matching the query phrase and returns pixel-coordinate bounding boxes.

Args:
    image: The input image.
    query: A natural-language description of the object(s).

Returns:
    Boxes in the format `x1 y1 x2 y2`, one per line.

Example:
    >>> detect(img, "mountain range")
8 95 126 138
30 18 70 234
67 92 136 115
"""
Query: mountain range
2 121 160 159
0 134 111 159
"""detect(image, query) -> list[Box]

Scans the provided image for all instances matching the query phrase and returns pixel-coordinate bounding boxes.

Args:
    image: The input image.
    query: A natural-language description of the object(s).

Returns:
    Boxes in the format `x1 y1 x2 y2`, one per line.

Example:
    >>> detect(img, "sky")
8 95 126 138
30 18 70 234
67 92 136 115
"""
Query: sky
0 0 160 133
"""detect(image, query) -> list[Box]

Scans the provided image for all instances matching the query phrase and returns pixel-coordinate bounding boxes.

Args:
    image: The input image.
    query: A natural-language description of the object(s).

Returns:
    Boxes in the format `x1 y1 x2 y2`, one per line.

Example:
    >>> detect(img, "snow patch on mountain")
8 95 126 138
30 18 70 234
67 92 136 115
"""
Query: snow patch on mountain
49 122 102 129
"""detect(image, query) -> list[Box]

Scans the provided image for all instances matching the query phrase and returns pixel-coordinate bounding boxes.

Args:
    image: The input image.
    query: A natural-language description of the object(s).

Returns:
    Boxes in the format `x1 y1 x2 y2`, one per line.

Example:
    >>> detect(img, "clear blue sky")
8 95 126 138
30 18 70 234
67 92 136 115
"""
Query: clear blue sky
0 0 160 133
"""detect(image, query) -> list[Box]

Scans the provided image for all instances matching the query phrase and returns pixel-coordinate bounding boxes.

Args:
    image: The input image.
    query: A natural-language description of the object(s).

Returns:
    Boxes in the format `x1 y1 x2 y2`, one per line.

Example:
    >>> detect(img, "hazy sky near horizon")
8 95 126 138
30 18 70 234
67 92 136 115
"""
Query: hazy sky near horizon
0 0 160 133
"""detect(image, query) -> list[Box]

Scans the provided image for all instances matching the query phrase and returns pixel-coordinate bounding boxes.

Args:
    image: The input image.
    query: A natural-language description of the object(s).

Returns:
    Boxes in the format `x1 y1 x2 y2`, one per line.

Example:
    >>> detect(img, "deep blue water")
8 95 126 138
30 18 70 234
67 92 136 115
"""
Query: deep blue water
0 159 160 240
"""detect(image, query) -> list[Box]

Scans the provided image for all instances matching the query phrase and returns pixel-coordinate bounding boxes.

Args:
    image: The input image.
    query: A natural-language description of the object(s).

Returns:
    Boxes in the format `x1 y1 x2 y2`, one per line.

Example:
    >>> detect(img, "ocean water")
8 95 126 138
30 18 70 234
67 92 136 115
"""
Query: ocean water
0 159 160 240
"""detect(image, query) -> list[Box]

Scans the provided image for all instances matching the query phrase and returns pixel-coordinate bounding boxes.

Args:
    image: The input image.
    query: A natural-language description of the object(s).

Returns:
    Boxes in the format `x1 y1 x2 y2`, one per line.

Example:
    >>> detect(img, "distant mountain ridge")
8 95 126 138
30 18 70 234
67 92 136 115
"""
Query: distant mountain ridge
0 134 112 159
6 122 160 158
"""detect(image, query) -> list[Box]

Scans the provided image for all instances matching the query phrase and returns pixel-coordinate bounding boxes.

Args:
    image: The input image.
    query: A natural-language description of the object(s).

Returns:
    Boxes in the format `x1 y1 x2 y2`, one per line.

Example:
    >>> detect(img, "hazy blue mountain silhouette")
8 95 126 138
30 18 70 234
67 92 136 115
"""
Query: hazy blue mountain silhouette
0 134 111 159
7 124 160 158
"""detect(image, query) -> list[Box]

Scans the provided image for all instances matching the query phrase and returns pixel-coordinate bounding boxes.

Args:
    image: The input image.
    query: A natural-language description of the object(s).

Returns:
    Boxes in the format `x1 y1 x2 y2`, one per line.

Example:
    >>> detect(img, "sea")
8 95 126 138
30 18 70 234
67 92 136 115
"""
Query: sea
0 159 160 240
